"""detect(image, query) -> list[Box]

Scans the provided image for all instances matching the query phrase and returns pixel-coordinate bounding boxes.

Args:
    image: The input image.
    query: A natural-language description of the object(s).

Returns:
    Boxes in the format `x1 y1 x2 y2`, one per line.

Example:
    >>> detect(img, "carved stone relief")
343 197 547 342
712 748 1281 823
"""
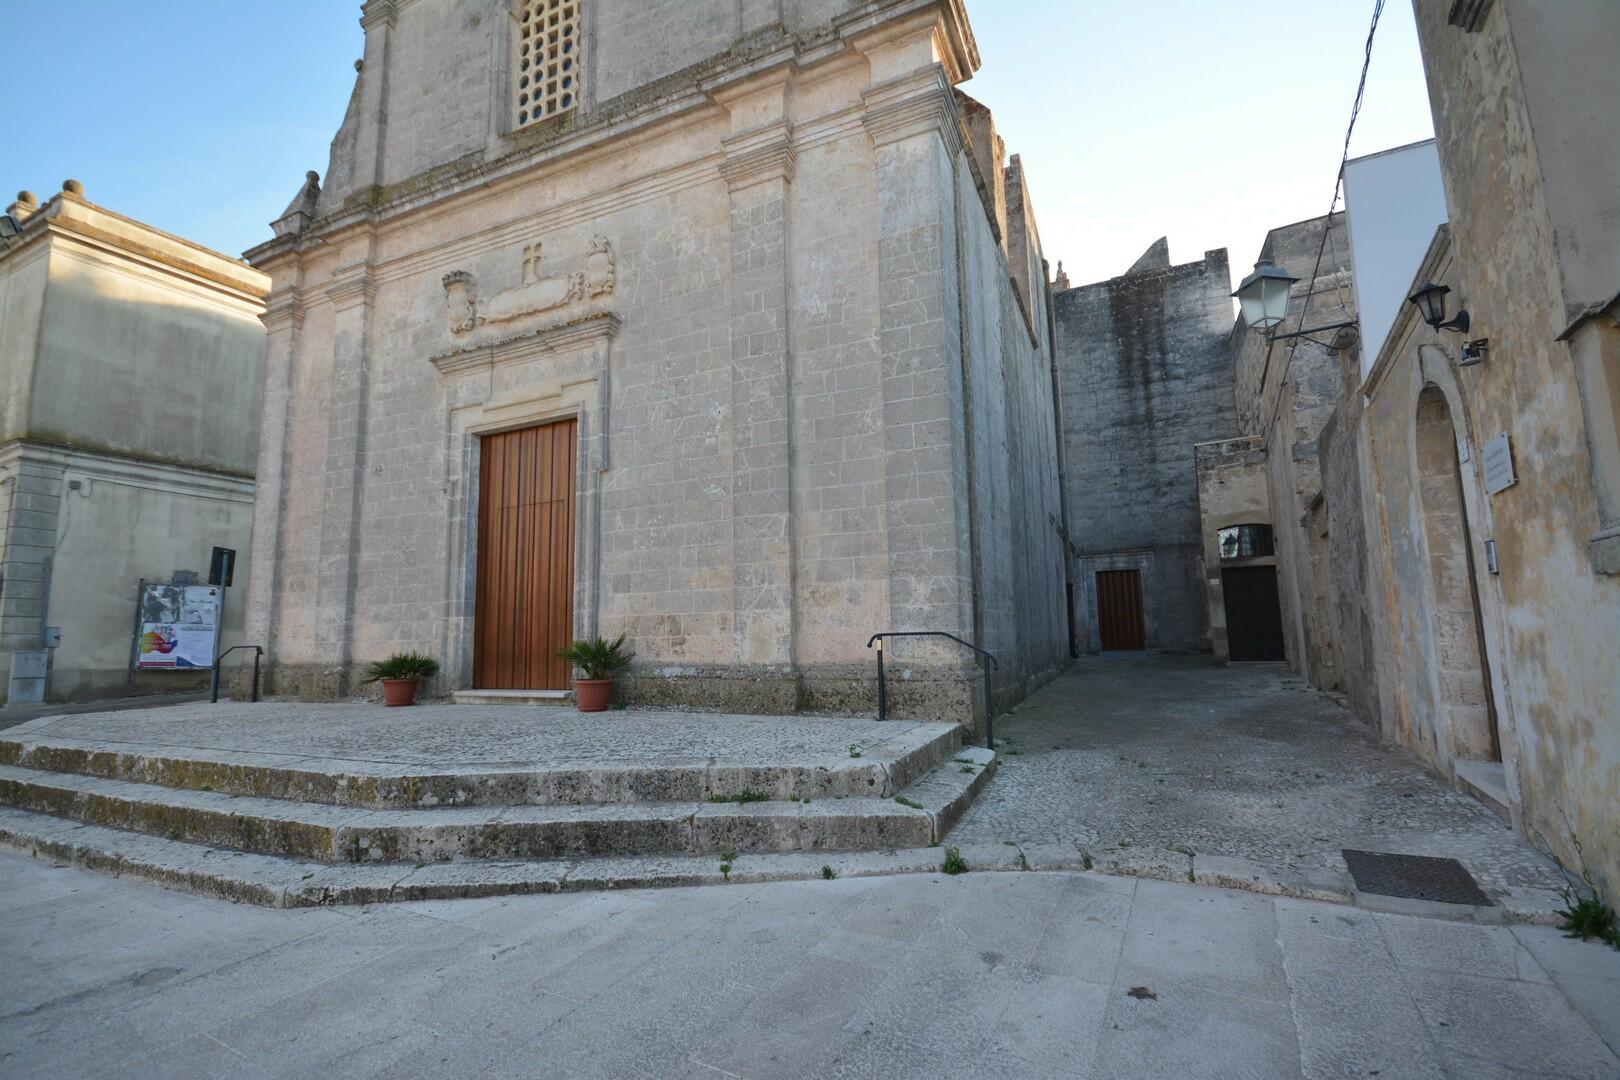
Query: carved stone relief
442 235 615 335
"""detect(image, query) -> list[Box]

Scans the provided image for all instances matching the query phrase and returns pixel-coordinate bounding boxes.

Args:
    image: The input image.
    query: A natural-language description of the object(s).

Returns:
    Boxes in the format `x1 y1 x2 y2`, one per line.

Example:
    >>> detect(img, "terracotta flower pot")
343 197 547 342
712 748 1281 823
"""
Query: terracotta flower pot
574 678 613 712
381 678 418 707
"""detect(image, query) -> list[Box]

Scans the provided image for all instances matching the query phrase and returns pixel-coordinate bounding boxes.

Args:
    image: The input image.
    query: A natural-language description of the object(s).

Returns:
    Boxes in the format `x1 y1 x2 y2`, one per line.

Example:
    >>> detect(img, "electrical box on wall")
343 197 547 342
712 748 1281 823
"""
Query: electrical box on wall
1484 539 1499 575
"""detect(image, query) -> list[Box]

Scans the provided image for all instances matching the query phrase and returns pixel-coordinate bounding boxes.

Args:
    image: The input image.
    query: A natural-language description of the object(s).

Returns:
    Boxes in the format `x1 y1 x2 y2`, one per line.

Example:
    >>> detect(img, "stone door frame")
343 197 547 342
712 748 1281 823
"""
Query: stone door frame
431 313 618 691
1410 343 1522 820
1074 550 1155 654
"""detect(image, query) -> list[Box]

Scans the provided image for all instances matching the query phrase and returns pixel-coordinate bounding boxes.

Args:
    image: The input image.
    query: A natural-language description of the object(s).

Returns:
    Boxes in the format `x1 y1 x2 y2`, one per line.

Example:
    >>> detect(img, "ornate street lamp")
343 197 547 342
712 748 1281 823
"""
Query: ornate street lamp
1233 260 1298 332
1407 281 1470 333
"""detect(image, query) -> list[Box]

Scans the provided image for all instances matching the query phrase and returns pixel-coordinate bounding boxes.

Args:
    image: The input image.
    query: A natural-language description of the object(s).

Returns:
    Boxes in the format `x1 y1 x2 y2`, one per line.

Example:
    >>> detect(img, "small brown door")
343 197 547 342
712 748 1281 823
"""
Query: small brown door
1222 565 1286 662
474 420 577 689
1096 569 1146 651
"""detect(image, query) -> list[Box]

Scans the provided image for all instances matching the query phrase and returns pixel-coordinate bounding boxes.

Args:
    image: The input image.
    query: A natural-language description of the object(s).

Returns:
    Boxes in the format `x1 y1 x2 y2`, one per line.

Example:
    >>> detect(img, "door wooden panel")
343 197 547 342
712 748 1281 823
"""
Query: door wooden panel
1222 565 1286 662
474 420 577 689
1096 569 1146 652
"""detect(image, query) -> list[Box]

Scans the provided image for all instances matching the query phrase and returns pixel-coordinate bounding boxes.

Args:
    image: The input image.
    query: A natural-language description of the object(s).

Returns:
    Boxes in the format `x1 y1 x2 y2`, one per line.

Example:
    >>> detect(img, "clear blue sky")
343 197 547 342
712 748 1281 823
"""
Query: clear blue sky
2 1 1433 285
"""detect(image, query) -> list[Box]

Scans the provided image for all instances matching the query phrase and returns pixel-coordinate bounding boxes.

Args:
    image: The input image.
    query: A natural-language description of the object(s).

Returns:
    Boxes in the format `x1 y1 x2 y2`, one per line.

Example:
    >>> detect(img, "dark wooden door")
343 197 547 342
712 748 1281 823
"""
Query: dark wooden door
1222 565 1286 662
1096 569 1146 651
474 420 577 689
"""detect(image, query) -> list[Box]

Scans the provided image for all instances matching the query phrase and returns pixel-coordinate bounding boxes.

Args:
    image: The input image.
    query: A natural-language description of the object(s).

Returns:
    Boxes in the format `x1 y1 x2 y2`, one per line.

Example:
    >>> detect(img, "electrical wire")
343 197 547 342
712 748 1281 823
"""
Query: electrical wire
1260 0 1386 440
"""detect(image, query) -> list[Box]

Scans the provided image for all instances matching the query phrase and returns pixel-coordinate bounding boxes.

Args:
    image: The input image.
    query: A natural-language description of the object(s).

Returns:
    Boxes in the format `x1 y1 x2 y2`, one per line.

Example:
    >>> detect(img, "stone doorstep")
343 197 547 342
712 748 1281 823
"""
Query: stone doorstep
450 689 573 707
0 750 991 863
1453 758 1511 822
0 724 962 807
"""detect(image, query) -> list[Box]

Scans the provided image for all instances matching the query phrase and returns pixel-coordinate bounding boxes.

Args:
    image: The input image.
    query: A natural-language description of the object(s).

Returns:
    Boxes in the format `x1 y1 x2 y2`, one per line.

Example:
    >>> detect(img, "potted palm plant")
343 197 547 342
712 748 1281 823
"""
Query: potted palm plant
359 651 440 707
556 635 632 712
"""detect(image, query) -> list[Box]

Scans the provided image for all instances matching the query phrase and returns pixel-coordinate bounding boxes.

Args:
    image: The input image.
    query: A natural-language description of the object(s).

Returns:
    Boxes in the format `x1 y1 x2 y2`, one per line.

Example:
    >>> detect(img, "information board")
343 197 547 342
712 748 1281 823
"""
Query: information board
137 584 220 669
1482 433 1517 495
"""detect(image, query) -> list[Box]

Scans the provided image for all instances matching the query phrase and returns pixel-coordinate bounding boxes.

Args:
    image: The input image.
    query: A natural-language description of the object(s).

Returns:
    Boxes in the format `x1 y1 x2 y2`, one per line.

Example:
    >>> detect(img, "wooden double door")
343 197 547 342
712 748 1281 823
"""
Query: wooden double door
474 420 577 690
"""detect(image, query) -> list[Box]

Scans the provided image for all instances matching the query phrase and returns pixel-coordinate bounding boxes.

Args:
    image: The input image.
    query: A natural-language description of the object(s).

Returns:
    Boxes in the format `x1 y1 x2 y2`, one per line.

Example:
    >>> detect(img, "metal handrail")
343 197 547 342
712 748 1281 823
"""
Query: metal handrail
209 645 264 704
865 632 999 749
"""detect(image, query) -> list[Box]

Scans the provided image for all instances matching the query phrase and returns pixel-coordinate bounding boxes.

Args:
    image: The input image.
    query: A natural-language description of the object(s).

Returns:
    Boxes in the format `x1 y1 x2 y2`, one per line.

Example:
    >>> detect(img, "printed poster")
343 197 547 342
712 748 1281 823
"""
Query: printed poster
137 584 220 669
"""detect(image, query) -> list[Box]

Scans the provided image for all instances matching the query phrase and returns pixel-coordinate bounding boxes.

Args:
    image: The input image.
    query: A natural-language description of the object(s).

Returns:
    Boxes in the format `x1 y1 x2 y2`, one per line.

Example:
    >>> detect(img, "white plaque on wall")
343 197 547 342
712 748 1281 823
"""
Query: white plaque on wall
1482 433 1517 495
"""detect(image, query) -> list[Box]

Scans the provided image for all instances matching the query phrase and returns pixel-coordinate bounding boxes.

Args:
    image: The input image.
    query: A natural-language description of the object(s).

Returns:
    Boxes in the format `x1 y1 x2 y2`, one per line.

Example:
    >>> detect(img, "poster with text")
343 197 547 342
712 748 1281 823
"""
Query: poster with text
137 584 220 669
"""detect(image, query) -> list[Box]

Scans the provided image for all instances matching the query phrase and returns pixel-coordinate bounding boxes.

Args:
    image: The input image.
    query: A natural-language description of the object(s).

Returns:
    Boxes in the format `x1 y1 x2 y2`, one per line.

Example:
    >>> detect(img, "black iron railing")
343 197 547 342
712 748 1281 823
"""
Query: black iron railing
210 644 264 704
866 632 999 749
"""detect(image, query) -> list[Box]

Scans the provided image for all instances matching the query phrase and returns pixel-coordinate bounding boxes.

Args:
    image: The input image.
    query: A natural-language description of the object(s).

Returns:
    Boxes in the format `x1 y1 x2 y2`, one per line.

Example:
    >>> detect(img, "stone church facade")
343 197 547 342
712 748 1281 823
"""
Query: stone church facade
244 0 1069 726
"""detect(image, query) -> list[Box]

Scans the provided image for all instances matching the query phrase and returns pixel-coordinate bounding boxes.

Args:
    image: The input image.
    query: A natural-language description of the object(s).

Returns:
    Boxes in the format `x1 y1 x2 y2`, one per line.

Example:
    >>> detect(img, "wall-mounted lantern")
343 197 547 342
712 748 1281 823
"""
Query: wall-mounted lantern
1233 260 1298 332
1408 281 1471 333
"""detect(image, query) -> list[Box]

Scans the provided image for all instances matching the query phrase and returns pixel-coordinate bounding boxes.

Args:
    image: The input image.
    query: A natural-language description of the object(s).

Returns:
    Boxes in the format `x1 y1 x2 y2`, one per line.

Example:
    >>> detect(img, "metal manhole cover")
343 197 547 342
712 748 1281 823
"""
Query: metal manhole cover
1341 850 1493 906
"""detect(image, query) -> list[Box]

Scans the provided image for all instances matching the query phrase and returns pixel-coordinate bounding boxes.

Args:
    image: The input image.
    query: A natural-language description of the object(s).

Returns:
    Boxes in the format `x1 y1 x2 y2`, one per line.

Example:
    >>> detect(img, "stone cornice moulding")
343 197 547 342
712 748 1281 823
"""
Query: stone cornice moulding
325 265 377 312
359 0 401 30
860 66 963 159
719 123 798 191
261 292 306 333
244 2 947 268
430 311 622 379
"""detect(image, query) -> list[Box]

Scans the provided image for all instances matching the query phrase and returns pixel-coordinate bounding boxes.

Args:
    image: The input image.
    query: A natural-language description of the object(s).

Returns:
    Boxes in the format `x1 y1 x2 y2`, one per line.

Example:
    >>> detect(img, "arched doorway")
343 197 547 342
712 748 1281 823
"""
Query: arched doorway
1414 386 1499 761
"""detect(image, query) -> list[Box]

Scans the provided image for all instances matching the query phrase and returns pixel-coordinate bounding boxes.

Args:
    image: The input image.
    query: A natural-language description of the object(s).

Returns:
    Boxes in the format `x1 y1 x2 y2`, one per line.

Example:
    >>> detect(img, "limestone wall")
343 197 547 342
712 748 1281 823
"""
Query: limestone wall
1053 248 1236 653
245 2 1059 727
1368 0 1620 895
0 189 268 703
1230 214 1356 686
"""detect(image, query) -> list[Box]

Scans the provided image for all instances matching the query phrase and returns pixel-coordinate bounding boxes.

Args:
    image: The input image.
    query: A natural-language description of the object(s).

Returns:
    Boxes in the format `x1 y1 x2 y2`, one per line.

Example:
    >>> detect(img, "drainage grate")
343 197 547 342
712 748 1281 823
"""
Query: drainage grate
1341 850 1493 906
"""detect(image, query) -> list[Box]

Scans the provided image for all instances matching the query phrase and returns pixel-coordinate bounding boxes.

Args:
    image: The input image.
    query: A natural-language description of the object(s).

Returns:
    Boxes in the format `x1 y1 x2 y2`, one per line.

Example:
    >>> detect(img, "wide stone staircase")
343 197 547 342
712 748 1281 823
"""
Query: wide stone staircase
0 704 995 906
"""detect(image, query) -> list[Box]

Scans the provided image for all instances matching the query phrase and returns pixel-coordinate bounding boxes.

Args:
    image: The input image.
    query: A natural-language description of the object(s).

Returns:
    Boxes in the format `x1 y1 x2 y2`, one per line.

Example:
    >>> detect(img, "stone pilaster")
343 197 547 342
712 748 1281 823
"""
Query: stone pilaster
353 0 397 192
315 266 375 694
720 121 798 667
862 66 975 650
243 289 303 669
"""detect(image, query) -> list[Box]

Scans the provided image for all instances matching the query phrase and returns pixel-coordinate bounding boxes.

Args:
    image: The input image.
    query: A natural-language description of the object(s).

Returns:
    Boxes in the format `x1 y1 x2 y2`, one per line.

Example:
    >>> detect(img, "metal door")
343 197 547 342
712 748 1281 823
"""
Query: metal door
1222 565 1286 662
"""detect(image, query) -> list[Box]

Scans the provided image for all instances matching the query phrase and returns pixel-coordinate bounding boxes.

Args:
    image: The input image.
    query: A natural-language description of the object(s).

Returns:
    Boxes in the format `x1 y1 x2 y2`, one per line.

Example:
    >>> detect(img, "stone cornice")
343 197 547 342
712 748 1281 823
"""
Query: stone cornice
261 292 306 333
719 123 797 191
430 311 622 378
860 66 963 159
325 266 377 312
359 0 400 30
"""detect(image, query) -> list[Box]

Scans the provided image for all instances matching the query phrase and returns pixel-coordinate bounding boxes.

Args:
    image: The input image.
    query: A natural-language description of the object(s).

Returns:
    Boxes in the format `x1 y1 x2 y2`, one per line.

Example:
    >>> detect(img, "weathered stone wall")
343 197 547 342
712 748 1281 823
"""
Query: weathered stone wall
245 2 1062 728
1193 435 1272 663
1366 1 1620 895
1316 344 1379 728
1053 247 1236 653
0 188 268 703
1230 214 1356 686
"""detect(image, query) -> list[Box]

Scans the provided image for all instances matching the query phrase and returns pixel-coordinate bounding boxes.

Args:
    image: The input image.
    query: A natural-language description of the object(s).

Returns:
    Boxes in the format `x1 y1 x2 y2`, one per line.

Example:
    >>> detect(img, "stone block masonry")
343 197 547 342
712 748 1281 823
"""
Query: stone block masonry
1053 245 1238 653
242 1 1069 728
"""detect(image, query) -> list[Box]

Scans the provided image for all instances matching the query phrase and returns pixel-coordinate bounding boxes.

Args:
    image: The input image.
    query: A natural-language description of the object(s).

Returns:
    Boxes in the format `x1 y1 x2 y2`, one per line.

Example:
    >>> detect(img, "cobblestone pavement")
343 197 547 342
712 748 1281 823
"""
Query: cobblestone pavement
951 657 1570 900
4 852 1617 1079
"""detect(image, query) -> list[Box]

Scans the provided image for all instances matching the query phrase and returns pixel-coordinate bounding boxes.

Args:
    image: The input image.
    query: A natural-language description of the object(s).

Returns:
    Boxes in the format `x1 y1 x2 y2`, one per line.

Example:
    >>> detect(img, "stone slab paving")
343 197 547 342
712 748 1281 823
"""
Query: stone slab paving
2 851 1616 1079
950 657 1574 914
1 703 947 771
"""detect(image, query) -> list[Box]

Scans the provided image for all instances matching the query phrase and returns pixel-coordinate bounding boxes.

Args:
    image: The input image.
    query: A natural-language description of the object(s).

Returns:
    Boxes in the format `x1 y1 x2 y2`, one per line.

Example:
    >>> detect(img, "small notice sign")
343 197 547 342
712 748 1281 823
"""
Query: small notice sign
1483 433 1517 495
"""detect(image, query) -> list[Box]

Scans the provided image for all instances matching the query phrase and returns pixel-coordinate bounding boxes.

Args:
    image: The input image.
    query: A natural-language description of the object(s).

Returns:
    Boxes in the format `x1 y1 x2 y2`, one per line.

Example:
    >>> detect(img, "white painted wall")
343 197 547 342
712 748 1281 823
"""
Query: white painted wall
1343 140 1447 382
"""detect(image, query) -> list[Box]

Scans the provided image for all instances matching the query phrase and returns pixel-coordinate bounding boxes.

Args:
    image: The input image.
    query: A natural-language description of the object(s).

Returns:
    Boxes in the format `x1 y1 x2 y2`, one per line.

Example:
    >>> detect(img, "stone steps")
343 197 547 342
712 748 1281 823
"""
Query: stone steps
0 747 997 905
450 689 574 707
0 725 959 808
0 747 995 864
0 804 1018 909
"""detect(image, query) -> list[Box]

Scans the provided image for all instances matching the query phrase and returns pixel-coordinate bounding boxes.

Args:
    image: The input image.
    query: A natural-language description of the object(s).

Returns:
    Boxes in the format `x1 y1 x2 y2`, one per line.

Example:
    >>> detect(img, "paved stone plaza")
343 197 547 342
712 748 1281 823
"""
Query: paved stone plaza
953 657 1572 910
3 852 1617 1079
